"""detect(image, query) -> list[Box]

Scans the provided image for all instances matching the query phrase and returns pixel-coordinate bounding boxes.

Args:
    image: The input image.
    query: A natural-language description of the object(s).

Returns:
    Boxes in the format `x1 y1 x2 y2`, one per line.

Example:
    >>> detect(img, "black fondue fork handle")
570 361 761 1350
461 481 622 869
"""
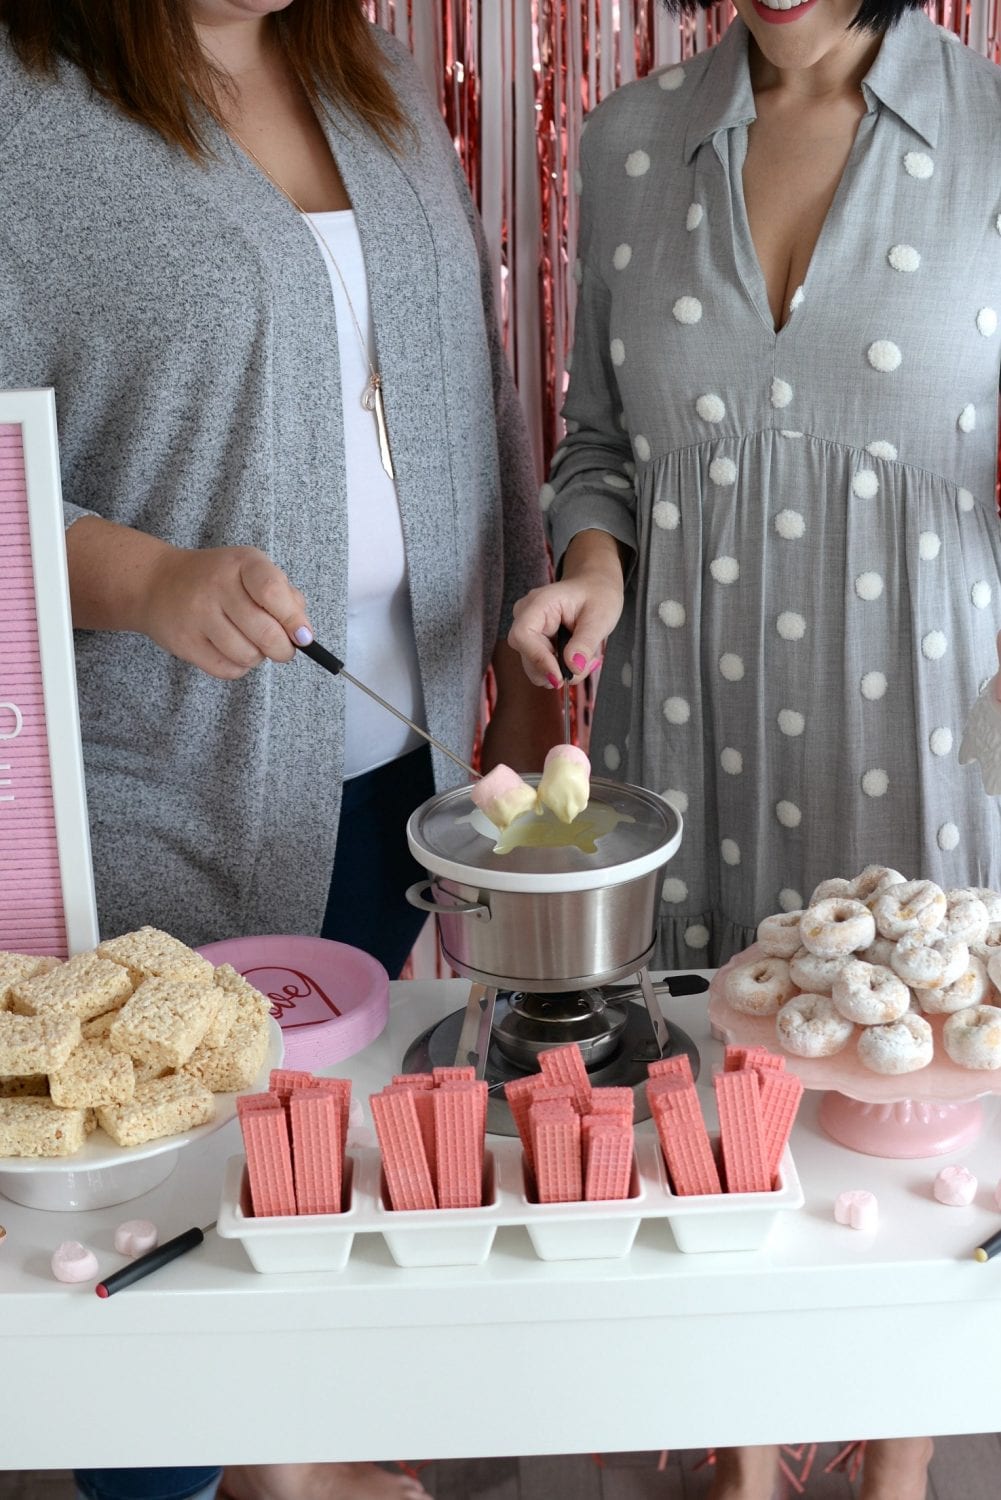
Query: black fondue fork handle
555 623 574 745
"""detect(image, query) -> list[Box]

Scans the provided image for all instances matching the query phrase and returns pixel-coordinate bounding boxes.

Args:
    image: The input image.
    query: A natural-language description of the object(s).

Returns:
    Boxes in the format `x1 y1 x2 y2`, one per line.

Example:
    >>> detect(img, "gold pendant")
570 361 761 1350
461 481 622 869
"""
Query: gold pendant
363 374 395 480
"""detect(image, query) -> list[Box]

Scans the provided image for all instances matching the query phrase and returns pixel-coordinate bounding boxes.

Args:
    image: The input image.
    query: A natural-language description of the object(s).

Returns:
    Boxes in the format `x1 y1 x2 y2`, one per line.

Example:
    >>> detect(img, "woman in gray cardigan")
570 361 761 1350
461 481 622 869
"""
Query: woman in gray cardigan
0 1 555 1499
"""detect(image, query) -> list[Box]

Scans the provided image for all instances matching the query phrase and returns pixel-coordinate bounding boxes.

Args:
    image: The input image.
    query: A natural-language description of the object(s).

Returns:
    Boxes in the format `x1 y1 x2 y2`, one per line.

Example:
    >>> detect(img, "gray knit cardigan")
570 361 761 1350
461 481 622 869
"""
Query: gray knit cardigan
0 28 548 946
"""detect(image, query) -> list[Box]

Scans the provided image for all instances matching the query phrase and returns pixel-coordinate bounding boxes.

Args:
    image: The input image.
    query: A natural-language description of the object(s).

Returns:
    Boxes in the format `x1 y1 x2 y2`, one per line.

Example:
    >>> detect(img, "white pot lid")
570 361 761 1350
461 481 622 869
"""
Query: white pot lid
406 777 683 894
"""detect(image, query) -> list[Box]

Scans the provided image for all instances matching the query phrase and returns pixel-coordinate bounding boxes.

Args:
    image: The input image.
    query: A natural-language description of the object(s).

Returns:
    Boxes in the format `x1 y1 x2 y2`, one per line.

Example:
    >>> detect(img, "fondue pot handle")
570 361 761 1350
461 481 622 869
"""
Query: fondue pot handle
405 880 490 920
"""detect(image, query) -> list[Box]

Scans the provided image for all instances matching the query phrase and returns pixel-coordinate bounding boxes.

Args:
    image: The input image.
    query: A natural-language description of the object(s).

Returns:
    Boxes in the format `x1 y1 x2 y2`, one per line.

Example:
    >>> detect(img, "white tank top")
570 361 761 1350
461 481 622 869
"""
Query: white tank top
305 210 424 778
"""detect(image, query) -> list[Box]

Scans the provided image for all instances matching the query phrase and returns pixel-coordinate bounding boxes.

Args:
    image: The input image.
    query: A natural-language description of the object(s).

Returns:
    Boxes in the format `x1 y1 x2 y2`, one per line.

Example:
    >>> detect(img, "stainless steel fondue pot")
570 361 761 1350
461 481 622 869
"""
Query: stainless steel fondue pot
406 777 682 991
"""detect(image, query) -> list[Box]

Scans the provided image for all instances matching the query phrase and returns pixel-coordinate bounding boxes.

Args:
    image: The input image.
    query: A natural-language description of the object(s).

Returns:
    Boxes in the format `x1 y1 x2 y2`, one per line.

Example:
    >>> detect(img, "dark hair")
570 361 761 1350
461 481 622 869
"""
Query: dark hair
0 0 405 157
659 0 924 32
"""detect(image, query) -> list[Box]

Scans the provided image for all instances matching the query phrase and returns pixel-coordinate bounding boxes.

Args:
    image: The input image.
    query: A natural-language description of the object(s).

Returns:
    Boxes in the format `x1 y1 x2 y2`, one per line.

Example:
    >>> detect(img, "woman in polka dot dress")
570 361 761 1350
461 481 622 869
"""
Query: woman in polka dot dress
510 0 1001 995
511 0 997 1492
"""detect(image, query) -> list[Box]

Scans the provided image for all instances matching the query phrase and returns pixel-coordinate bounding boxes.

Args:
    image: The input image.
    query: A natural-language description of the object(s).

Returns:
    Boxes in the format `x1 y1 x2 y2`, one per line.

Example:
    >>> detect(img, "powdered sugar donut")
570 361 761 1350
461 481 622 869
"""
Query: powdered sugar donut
970 921 1001 963
756 910 806 959
789 946 849 995
964 887 1001 922
724 957 795 1017
890 930 969 990
871 880 946 940
858 936 896 968
776 994 854 1058
985 950 1001 994
853 865 906 907
916 955 989 1015
857 1012 933 1075
800 898 875 958
809 877 856 904
943 1005 1001 1069
940 891 990 947
832 960 911 1025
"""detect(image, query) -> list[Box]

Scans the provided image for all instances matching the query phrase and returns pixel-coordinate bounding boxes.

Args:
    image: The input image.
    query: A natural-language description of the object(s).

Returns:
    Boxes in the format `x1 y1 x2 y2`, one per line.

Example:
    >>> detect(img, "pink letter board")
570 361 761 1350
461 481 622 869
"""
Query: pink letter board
0 388 98 957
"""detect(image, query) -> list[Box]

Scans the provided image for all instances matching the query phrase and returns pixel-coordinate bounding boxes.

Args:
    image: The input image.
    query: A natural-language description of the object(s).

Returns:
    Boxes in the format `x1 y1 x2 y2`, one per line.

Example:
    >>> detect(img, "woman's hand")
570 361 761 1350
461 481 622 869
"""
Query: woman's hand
67 517 313 679
507 529 627 687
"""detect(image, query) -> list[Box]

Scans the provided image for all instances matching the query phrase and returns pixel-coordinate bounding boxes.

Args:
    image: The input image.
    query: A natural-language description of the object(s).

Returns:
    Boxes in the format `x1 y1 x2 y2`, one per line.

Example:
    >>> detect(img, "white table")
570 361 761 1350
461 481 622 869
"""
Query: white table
2 977 1000 1469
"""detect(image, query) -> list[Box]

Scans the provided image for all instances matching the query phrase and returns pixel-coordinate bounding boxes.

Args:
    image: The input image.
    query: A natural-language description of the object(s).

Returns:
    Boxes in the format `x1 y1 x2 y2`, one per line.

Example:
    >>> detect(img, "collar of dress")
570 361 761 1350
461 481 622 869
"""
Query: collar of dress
681 8 941 163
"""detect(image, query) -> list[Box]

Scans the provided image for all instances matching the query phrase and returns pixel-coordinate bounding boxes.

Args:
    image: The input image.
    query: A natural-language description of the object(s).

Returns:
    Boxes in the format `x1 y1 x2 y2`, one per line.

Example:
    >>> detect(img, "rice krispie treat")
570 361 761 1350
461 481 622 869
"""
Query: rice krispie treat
0 1012 81 1074
183 1015 270 1093
81 1011 118 1040
0 1097 88 1157
49 1040 136 1109
0 952 60 1010
199 985 240 1051
97 1074 215 1147
109 976 220 1070
11 952 133 1023
97 927 213 987
212 964 273 1023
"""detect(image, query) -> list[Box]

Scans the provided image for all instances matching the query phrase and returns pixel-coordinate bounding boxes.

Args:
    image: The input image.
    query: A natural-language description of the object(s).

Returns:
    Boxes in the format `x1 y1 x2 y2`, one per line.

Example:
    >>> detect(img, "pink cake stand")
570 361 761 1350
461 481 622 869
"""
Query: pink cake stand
197 934 389 1070
708 945 1001 1158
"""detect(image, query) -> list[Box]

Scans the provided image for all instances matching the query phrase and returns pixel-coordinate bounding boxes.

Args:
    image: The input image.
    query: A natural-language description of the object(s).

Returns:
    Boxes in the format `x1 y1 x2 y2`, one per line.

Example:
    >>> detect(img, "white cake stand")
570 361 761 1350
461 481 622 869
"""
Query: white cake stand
708 947 1001 1158
0 1020 283 1211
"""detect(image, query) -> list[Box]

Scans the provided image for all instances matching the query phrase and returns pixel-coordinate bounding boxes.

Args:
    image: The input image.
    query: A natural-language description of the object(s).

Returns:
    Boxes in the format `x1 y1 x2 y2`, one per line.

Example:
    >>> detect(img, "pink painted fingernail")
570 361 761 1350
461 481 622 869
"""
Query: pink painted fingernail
588 656 603 673
294 626 313 646
547 674 561 689
571 652 588 671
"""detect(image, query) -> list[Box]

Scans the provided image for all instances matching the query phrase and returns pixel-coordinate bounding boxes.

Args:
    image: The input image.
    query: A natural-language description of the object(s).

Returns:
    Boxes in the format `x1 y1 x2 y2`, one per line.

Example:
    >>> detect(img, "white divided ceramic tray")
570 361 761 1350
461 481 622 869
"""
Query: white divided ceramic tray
217 1132 803 1273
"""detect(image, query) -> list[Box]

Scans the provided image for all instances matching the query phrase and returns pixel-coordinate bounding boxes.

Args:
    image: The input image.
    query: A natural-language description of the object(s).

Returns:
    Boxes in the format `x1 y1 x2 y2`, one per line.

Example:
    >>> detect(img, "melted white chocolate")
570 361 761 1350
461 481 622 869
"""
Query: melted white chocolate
492 801 634 856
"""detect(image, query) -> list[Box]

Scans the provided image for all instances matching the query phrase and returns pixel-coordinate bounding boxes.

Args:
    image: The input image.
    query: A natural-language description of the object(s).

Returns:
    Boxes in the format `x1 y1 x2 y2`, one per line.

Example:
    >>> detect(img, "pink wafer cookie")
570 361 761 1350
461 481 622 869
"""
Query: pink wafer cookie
370 1089 436 1211
539 1043 592 1113
530 1099 582 1203
290 1090 342 1215
237 1092 282 1115
583 1118 633 1201
392 1073 434 1090
309 1077 352 1159
714 1070 771 1193
432 1066 476 1084
382 1084 438 1193
269 1068 315 1105
589 1086 635 1120
648 1053 695 1084
433 1083 486 1209
757 1069 804 1180
239 1100 296 1217
723 1046 749 1073
504 1074 546 1170
647 1077 702 1122
658 1115 722 1196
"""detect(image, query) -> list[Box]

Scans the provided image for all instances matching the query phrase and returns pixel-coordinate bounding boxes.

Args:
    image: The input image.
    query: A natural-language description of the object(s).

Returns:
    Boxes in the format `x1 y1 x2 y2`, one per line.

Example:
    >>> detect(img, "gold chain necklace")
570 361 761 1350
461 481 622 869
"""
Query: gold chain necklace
229 129 395 480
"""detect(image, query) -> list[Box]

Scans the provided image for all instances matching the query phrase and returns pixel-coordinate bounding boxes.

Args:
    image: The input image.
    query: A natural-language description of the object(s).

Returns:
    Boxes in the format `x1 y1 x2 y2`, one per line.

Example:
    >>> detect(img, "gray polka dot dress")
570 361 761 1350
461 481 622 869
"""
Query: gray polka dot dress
545 12 1001 969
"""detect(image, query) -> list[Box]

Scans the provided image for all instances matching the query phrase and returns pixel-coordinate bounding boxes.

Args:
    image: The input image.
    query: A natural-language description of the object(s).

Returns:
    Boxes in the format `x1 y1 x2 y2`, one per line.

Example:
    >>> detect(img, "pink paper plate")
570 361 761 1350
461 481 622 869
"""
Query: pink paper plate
197 935 389 1069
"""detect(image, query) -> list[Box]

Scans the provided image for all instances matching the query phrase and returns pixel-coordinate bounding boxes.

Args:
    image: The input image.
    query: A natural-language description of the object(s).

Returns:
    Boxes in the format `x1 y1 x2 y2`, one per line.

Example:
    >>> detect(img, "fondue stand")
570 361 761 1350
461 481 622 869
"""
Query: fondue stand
403 779 700 1132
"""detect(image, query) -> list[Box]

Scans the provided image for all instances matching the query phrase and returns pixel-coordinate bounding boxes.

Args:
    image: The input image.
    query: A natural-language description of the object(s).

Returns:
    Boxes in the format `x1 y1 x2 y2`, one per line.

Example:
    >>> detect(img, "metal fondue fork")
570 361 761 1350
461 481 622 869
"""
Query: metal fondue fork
298 639 480 779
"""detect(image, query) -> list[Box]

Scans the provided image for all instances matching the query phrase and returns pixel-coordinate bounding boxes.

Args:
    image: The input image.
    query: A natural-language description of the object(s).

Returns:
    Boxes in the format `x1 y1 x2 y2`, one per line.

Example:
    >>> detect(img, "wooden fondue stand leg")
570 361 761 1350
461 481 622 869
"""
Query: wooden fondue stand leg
637 968 671 1057
451 982 498 1076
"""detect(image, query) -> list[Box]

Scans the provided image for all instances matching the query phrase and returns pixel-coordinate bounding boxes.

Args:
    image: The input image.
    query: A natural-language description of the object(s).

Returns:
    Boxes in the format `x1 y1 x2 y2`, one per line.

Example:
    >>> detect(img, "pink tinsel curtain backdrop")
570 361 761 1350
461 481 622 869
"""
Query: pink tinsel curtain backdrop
366 0 1001 484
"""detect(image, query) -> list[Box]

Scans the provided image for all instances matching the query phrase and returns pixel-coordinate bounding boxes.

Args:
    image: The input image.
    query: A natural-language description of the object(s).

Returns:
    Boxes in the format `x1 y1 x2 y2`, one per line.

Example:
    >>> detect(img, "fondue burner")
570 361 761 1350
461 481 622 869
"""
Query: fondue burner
402 972 705 1136
404 776 700 1134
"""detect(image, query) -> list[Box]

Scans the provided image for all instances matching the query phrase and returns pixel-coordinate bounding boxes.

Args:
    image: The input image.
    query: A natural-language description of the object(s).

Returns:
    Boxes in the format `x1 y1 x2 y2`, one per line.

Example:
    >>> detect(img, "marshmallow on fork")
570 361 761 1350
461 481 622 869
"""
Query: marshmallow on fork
536 744 591 824
470 764 537 830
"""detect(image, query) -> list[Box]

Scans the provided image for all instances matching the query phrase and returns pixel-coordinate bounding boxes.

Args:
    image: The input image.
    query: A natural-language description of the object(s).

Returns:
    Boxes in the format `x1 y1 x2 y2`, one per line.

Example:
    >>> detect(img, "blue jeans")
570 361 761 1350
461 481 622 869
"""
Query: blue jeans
321 744 435 979
74 748 435 1500
75 1471 221 1500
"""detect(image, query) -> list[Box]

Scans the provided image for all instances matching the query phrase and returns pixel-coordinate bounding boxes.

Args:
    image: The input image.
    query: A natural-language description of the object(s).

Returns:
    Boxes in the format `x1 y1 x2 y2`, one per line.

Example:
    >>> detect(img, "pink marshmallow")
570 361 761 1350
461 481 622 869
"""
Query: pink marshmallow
470 764 536 830
934 1165 978 1206
834 1189 879 1231
544 744 591 771
51 1241 99 1283
114 1219 159 1257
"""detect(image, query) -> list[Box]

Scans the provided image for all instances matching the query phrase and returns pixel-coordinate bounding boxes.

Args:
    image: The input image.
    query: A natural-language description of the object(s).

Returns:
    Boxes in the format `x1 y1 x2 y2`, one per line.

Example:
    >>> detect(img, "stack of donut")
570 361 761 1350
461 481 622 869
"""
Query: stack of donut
724 867 1001 1075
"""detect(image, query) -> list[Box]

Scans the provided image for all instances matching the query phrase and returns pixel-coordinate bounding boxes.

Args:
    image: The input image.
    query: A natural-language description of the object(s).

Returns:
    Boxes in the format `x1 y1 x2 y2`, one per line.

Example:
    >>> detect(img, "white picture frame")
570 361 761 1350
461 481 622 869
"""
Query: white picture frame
0 387 99 956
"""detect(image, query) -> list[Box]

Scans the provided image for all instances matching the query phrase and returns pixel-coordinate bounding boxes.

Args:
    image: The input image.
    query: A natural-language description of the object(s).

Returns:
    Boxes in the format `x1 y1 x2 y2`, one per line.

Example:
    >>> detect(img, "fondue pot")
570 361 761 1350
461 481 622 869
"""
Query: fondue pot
406 777 682 991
